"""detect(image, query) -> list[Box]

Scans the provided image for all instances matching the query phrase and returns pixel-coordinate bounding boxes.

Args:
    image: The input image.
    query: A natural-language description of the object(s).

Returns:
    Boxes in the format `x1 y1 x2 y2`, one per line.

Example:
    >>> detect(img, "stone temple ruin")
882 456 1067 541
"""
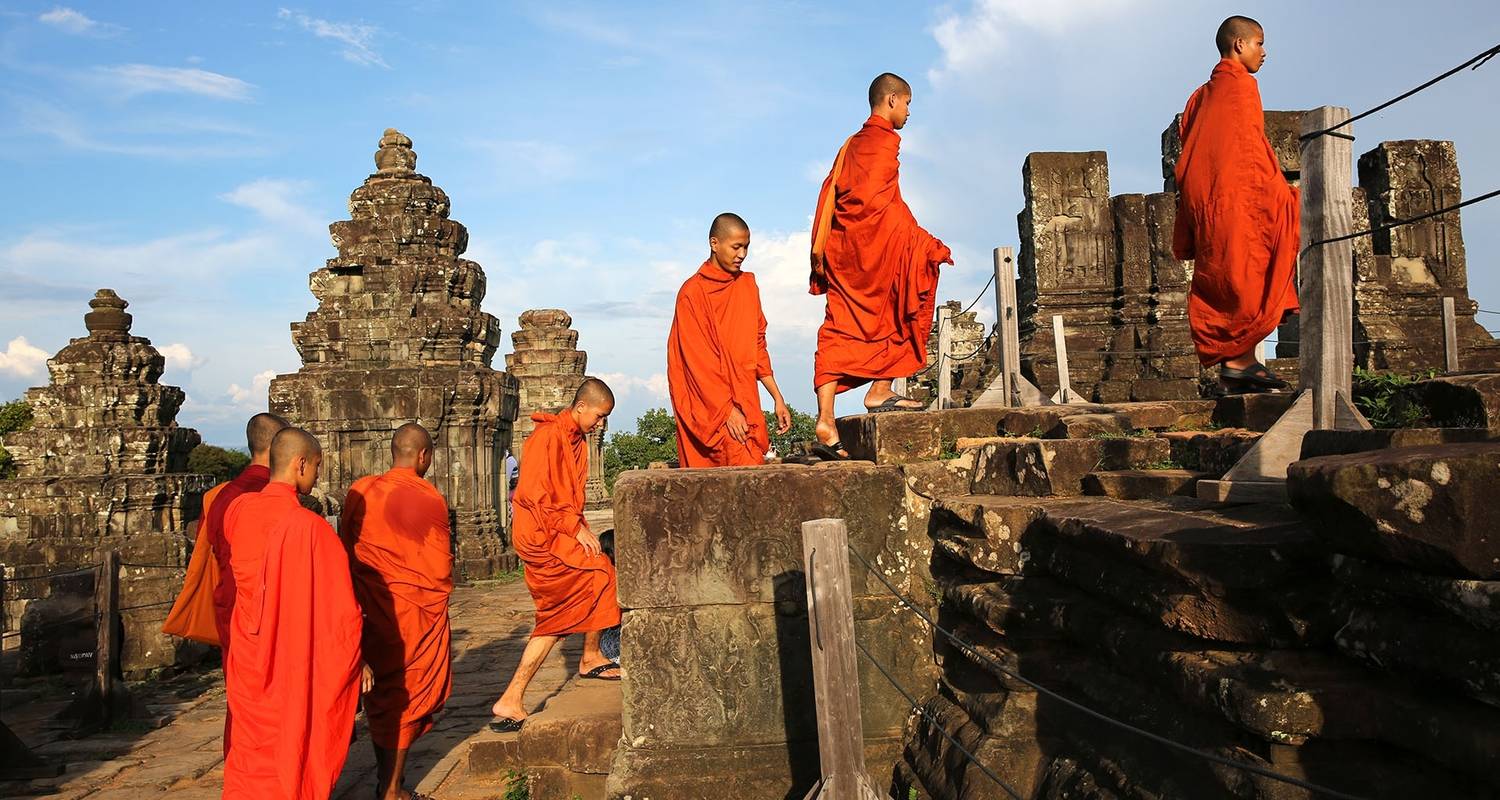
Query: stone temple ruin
269 129 520 579
0 290 213 677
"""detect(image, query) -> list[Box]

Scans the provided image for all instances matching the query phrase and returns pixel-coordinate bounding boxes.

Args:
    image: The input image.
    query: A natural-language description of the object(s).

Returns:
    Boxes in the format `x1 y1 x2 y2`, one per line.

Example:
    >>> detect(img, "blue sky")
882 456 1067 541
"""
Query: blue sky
2 1 1497 447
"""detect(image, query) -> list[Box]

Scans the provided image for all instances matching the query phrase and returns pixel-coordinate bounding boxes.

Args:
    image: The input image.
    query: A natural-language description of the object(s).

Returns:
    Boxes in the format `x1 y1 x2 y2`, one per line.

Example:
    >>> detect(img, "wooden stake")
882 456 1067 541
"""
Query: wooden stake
1442 296 1460 373
96 550 120 721
800 519 883 800
1049 315 1082 404
933 306 953 410
973 247 1050 407
1297 106 1359 430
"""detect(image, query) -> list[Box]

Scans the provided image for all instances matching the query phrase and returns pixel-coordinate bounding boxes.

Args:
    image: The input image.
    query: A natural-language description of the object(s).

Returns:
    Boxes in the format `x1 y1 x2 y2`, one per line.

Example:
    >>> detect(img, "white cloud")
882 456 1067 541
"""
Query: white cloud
929 0 1141 84
226 369 277 406
220 179 325 235
0 337 49 377
474 139 582 184
94 64 255 101
39 7 121 36
158 343 206 372
595 372 669 400
277 8 388 68
10 98 265 159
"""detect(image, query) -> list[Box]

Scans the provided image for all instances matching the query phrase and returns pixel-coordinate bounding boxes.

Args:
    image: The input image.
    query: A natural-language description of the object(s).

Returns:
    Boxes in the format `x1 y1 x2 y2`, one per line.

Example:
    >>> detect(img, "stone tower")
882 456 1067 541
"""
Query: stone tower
504 309 609 509
0 289 213 675
269 129 519 578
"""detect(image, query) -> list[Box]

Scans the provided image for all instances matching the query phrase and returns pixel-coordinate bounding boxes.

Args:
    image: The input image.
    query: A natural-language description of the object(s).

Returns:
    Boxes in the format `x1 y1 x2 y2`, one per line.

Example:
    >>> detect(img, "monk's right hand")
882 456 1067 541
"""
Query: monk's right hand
576 527 602 559
726 407 749 444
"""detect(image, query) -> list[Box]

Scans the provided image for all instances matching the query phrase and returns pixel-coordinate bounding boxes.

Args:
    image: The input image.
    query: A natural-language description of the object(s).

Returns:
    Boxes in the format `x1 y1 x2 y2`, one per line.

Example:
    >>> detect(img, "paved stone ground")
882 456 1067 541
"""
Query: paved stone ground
3 577 594 799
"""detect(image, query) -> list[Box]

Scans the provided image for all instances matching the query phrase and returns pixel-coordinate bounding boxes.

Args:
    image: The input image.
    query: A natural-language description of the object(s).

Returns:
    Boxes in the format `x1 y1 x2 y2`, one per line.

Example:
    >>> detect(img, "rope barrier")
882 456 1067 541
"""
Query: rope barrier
0 564 101 583
855 639 1025 800
1304 188 1500 253
1301 42 1500 141
959 273 996 316
1479 309 1500 316
120 562 186 570
118 599 175 613
847 547 1371 800
0 613 94 640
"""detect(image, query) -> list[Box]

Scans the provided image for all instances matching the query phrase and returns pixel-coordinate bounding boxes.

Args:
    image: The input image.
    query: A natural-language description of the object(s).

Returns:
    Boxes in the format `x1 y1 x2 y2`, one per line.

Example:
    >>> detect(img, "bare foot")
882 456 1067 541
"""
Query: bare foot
814 419 839 446
578 656 620 679
862 387 921 411
491 697 527 721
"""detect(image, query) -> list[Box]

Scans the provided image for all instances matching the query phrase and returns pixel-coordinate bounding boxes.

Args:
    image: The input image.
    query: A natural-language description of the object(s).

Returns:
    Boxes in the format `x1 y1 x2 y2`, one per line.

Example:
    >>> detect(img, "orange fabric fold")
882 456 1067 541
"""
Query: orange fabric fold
222 482 363 800
340 467 454 751
163 464 271 649
1173 58 1301 366
667 260 773 467
512 412 620 638
810 114 951 393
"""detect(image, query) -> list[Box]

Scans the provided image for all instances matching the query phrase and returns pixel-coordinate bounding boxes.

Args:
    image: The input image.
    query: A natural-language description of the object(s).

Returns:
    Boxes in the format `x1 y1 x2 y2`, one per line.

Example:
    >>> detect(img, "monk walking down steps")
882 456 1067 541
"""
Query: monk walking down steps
491 378 622 733
1173 15 1299 394
221 428 365 800
810 72 953 461
668 212 792 467
341 423 453 800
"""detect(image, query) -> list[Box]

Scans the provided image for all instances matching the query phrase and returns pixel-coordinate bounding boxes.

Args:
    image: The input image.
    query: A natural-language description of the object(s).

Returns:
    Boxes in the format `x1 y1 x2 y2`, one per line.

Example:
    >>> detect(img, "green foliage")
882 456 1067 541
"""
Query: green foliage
187 444 252 482
0 398 34 479
603 407 678 489
1141 459 1186 471
766 405 818 455
501 770 529 800
1352 368 1435 429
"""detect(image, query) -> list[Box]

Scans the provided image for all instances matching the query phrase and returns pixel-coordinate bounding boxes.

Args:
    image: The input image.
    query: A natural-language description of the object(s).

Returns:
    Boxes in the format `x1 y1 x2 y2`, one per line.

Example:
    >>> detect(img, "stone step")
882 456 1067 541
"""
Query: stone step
931 496 1332 644
1415 372 1500 427
1156 428 1261 476
465 681 620 800
967 437 1170 497
1300 426 1500 459
1081 469 1209 500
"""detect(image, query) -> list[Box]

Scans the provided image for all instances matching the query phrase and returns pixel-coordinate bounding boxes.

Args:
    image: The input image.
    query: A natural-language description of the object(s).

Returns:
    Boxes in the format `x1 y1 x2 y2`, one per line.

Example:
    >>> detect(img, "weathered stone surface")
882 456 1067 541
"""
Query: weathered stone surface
1289 443 1500 578
1336 601 1500 707
968 438 1169 497
838 405 1101 464
1332 554 1500 632
268 130 518 578
1416 373 1500 428
929 496 1075 576
1301 426 1500 459
1081 469 1207 500
606 736 904 800
1210 391 1296 432
1159 428 1261 475
0 290 212 675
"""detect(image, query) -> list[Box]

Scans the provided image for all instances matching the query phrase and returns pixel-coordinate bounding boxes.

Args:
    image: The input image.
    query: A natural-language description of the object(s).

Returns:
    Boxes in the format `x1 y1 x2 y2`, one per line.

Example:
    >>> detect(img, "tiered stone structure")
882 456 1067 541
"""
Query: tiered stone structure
0 290 213 675
503 309 608 510
911 299 989 406
1017 152 1199 402
269 129 519 578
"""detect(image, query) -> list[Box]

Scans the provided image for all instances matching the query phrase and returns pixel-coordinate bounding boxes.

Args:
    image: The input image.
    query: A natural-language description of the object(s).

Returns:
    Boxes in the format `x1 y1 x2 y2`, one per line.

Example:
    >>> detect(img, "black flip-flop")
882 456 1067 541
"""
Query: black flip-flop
579 663 621 681
1220 362 1288 392
488 717 524 733
866 395 922 413
810 441 851 462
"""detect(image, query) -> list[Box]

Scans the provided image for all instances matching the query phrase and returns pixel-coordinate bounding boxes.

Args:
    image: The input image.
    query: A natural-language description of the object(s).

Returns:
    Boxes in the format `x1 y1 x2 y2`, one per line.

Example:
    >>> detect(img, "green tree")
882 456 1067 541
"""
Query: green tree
188 444 252 482
603 408 678 489
766 405 818 456
0 398 34 479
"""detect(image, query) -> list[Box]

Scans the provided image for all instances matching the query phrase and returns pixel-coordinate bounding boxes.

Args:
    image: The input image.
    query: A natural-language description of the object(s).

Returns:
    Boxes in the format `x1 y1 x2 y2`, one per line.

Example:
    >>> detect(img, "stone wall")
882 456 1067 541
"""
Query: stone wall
269 129 519 579
0 290 213 677
607 464 935 799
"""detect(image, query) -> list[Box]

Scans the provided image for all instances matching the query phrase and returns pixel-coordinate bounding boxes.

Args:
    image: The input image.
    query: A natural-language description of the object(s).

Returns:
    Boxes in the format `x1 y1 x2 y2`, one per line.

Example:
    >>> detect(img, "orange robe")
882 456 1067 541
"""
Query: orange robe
340 467 453 751
1173 57 1301 366
222 482 363 800
667 260 774 467
810 113 951 393
162 464 270 648
512 412 620 637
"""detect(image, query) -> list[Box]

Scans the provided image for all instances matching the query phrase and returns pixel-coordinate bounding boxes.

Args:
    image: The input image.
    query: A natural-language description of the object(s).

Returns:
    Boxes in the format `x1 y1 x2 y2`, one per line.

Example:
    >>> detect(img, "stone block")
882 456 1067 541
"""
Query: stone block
1332 555 1500 632
1336 601 1500 707
1159 428 1261 475
1416 373 1500 428
1081 469 1207 500
608 737 903 800
968 438 1169 497
1211 392 1296 431
1300 426 1500 459
1289 443 1500 578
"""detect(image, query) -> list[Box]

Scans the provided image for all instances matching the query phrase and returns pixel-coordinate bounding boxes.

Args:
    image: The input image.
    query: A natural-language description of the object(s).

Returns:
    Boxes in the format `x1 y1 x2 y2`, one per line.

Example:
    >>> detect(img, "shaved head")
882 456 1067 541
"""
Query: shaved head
573 377 615 409
868 72 911 108
709 212 749 240
392 422 432 464
269 427 321 476
1216 15 1262 56
246 412 289 457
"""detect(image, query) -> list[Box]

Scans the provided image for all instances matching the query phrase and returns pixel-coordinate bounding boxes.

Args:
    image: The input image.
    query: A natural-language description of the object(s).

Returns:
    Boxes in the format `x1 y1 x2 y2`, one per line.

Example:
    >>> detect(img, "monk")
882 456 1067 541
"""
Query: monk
1173 15 1299 393
810 72 953 459
668 212 793 467
163 413 288 649
491 378 621 731
222 428 366 799
341 423 453 800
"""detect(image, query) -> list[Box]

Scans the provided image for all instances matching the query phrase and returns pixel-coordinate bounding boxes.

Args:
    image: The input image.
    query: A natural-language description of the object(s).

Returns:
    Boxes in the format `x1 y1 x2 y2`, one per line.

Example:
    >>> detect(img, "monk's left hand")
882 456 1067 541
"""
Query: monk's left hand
360 662 374 694
774 401 792 435
576 528 603 559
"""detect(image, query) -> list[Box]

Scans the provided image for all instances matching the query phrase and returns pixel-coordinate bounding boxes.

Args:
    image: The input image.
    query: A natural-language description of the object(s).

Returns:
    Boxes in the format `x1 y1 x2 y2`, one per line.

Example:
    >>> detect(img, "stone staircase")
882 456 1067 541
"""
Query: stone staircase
462 681 621 799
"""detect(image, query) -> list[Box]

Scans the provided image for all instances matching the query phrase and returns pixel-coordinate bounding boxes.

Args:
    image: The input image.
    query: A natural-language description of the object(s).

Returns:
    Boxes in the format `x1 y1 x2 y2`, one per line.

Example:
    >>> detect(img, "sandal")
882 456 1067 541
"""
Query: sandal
579 663 621 681
487 717 524 733
1219 362 1288 393
810 441 852 462
865 395 922 413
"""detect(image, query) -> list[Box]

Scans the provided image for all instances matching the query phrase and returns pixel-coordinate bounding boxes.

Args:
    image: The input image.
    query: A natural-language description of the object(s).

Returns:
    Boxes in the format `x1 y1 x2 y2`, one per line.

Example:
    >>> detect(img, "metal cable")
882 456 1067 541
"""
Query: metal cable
118 599 176 613
0 613 94 640
959 273 997 316
855 638 1025 800
120 562 186 570
1303 188 1500 253
0 564 101 583
847 548 1370 800
1301 42 1500 140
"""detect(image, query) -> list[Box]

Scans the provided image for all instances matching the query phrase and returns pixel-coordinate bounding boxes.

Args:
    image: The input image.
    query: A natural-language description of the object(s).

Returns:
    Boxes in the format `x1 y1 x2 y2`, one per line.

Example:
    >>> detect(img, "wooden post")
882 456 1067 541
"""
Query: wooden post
933 306 954 410
1049 315 1082 404
1198 106 1370 503
973 247 1050 407
1442 297 1460 373
800 519 882 800
96 550 120 721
